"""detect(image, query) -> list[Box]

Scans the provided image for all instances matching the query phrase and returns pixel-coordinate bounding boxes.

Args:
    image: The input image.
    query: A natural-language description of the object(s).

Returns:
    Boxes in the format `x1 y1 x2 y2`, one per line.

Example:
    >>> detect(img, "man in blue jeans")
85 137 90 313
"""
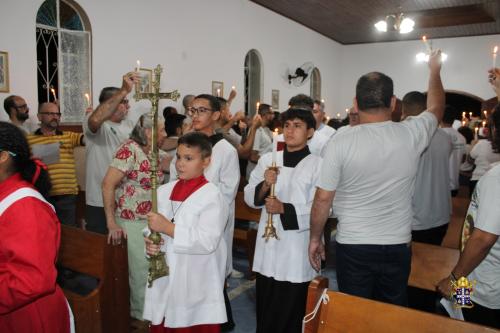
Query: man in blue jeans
308 50 445 306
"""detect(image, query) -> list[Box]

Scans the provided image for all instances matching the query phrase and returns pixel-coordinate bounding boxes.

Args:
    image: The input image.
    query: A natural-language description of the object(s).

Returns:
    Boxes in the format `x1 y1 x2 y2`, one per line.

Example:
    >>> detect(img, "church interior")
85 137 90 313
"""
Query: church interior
1 0 500 332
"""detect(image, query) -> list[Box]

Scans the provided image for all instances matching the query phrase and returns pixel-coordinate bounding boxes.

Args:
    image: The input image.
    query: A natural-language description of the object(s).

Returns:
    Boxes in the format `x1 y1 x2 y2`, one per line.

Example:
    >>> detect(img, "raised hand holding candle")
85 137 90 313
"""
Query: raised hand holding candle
493 46 498 69
84 93 91 108
272 128 279 164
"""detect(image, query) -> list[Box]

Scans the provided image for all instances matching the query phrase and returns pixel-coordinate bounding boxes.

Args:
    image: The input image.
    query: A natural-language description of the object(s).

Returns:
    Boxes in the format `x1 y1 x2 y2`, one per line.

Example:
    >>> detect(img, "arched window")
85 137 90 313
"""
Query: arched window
36 0 92 123
310 67 321 101
244 49 263 116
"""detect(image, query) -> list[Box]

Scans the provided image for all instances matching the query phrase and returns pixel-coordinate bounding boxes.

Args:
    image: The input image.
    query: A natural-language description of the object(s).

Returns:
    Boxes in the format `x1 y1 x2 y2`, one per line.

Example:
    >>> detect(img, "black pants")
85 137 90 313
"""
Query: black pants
256 273 309 333
463 302 500 329
49 194 77 227
411 223 448 246
336 243 412 306
84 205 108 234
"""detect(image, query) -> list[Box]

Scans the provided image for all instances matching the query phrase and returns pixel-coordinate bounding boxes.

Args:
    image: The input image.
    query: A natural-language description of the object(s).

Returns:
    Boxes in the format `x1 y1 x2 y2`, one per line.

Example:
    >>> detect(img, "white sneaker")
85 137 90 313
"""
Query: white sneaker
231 269 244 279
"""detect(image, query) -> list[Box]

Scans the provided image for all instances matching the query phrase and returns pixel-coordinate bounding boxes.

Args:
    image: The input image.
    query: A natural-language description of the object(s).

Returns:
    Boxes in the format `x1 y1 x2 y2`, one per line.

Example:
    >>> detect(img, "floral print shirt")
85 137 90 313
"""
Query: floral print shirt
110 139 163 221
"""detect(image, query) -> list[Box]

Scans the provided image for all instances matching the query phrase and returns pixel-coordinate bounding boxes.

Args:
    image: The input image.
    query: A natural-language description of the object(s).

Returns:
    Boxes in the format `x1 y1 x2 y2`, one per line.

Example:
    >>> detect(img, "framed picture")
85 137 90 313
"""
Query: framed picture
272 89 279 110
0 51 9 93
136 68 153 94
211 81 224 97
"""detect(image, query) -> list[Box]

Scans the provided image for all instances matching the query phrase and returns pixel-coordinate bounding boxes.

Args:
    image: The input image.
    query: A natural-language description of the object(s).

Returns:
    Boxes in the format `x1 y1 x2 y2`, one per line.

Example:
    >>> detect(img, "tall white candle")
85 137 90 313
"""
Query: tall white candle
136 60 141 72
493 46 498 69
256 101 260 113
50 88 57 101
216 88 221 97
475 127 479 140
272 128 279 164
84 93 90 108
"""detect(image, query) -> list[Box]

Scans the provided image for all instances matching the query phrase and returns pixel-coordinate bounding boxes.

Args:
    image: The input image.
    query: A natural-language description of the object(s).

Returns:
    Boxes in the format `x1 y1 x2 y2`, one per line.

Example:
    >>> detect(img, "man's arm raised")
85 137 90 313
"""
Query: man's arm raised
426 50 445 122
87 72 139 133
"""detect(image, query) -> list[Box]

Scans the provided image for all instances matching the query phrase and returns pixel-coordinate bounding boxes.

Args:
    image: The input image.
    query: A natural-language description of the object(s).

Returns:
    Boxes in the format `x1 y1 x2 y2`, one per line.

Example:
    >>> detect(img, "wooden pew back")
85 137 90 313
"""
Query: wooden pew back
305 277 499 333
409 241 460 291
58 225 130 333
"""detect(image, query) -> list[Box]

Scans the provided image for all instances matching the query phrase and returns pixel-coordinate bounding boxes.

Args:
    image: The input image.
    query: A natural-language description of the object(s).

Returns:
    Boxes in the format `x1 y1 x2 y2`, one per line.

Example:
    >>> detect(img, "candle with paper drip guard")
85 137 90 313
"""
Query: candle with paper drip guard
263 128 280 242
422 36 432 53
493 46 498 69
50 88 57 102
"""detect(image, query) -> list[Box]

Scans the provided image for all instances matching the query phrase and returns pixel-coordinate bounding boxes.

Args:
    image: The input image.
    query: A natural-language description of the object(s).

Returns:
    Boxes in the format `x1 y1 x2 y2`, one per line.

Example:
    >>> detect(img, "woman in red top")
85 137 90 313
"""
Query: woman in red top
0 121 70 332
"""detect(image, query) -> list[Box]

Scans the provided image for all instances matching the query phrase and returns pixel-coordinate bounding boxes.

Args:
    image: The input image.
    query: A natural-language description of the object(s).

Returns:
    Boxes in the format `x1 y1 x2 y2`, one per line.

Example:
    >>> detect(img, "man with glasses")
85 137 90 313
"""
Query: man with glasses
3 95 37 134
83 72 138 234
27 102 85 227
170 94 240 331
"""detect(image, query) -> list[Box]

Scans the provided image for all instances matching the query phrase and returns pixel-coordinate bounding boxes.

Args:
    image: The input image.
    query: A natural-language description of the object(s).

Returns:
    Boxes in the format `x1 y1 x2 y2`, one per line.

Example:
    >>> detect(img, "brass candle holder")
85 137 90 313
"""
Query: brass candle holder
263 162 279 242
134 64 180 287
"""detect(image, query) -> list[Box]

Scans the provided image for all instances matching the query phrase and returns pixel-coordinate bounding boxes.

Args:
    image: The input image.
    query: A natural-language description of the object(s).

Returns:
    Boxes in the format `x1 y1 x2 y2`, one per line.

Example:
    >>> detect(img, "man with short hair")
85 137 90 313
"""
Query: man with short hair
313 100 336 139
247 103 274 177
83 72 138 234
309 51 445 306
3 95 36 134
182 94 195 114
402 91 452 246
441 105 466 197
27 102 84 227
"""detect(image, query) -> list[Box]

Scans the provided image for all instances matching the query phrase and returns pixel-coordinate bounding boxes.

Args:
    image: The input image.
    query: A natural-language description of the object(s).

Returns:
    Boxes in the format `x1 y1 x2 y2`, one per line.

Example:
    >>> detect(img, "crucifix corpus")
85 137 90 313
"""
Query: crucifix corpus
134 64 180 287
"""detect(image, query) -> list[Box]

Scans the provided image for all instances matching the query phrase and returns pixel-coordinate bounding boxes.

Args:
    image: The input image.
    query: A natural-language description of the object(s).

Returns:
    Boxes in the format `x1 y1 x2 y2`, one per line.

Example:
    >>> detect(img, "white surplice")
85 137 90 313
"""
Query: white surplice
244 149 321 283
170 137 240 276
143 181 229 327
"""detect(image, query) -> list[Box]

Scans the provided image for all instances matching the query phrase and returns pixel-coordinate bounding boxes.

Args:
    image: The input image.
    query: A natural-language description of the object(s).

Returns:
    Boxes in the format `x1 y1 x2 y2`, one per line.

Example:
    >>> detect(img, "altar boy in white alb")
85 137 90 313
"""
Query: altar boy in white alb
244 109 322 333
144 132 228 332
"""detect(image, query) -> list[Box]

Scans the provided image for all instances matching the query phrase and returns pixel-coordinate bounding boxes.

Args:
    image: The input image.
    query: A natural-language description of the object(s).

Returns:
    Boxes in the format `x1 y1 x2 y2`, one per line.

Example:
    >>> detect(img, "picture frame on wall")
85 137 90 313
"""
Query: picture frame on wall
211 81 224 97
0 51 9 93
136 68 153 94
272 89 279 110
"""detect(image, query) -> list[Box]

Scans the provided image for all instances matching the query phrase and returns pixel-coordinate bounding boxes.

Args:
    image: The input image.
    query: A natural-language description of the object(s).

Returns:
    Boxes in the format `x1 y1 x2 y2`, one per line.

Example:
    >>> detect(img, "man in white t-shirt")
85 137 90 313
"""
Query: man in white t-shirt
83 72 137 234
309 50 445 306
313 99 336 139
441 105 466 197
402 91 452 245
437 71 500 329
3 95 37 134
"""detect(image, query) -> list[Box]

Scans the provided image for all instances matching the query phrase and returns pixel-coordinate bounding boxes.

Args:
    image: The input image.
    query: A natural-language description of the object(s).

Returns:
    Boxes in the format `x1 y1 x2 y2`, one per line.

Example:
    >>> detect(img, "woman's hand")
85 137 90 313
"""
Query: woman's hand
107 223 127 245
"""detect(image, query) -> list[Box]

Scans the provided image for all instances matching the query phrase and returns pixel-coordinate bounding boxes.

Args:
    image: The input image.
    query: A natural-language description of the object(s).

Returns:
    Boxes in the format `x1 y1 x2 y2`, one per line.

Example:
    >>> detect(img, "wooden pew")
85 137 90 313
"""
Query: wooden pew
233 191 261 275
58 225 130 333
409 241 460 292
304 276 499 333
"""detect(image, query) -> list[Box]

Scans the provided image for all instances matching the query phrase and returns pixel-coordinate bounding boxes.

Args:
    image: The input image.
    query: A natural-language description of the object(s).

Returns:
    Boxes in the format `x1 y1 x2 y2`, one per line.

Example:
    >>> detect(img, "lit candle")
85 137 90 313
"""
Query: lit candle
84 93 91 108
462 120 466 127
483 121 486 127
484 110 488 118
272 128 279 164
493 46 498 69
469 112 473 119
216 88 221 97
136 60 141 72
256 101 260 113
321 99 325 103
422 36 432 53
337 113 341 119
475 127 479 140
462 111 466 119
231 86 236 91
50 88 57 101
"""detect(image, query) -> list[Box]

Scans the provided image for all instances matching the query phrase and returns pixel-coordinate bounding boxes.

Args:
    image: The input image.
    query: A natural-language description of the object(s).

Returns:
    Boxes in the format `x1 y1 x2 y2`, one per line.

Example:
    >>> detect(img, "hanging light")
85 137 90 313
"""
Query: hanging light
374 13 414 34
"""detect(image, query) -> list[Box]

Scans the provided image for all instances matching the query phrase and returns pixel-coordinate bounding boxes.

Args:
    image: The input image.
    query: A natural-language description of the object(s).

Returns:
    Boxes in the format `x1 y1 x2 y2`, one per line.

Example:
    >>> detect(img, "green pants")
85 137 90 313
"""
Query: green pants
116 217 148 320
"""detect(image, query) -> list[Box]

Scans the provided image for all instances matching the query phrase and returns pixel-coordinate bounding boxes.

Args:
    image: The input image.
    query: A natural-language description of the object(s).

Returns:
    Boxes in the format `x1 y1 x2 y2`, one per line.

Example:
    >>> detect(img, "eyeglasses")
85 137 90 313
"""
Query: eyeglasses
187 107 213 117
39 112 62 117
0 150 16 157
120 99 129 104
14 104 29 110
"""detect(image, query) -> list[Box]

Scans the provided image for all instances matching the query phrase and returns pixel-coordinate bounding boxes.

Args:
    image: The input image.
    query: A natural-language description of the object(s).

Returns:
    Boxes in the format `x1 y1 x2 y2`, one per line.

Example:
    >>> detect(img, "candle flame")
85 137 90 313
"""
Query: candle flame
50 88 55 93
84 93 89 99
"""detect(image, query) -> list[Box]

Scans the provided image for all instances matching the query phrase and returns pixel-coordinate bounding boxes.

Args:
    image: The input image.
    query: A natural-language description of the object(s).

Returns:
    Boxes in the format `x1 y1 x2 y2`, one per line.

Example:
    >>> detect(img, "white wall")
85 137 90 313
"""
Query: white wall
338 35 500 115
0 0 342 126
1 0 499 124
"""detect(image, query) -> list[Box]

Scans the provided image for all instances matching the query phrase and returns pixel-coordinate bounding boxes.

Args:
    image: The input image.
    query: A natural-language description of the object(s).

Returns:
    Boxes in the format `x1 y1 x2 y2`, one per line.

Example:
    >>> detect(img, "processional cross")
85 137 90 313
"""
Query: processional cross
134 64 180 287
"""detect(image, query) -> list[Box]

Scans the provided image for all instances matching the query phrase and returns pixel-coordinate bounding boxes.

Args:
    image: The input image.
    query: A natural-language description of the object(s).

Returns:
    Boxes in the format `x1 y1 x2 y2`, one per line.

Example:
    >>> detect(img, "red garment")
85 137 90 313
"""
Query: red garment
0 173 69 333
150 322 220 333
170 175 208 201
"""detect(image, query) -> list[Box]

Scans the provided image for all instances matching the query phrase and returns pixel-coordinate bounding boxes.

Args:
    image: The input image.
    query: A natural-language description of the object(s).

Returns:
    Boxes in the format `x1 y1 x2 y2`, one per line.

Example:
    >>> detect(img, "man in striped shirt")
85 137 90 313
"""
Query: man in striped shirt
27 102 84 226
